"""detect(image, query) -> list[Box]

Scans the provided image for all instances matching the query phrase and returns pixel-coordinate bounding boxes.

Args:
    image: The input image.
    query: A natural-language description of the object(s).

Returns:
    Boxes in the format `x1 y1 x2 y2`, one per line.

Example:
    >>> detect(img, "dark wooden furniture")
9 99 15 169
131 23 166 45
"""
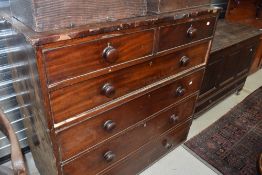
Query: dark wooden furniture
195 20 261 117
0 109 27 175
225 0 262 74
250 37 262 74
2 6 220 175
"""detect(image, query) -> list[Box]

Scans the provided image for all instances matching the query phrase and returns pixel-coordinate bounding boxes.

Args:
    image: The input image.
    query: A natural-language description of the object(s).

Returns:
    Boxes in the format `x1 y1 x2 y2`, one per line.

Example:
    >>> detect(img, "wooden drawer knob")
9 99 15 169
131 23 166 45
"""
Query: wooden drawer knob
170 114 179 124
176 86 186 97
187 26 197 38
103 120 116 131
180 56 190 67
103 46 119 63
101 83 116 98
104 151 116 162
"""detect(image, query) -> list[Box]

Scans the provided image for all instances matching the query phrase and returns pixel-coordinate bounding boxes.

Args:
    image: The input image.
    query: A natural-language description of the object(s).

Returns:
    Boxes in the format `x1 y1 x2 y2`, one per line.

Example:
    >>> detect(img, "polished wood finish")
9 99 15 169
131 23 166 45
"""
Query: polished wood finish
101 120 191 175
43 30 154 85
57 70 203 160
147 0 211 14
159 17 216 51
50 43 208 123
195 20 261 117
4 6 219 175
62 96 197 175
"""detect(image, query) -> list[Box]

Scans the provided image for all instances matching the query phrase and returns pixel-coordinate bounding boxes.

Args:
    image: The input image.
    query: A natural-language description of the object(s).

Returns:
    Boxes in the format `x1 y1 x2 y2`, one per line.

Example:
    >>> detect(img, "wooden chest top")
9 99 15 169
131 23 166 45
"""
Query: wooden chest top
2 6 220 46
211 20 262 52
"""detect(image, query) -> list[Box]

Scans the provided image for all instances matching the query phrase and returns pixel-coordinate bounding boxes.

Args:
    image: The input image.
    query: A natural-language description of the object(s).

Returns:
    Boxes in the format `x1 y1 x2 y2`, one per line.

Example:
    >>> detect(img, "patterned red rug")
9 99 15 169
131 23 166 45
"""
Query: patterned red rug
184 87 262 175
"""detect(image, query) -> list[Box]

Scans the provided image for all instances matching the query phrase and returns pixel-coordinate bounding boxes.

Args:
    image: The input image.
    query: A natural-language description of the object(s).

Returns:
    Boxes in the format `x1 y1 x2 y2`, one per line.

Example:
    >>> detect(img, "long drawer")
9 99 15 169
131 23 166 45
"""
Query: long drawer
100 120 191 175
50 43 208 124
58 90 198 161
62 97 195 175
159 16 216 52
43 30 154 85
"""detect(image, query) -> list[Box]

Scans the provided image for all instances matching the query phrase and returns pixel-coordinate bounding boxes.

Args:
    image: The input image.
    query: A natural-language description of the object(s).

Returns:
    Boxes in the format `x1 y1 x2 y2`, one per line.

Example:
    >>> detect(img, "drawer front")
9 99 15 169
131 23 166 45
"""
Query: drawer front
51 43 208 123
196 77 246 115
101 120 191 175
44 30 154 85
62 101 195 175
58 93 197 161
159 17 216 51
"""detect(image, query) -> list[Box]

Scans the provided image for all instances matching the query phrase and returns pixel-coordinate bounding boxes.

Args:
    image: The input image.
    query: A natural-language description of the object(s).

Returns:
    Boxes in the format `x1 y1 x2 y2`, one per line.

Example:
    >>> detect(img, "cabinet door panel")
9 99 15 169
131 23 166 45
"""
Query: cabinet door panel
200 58 223 96
237 43 258 76
219 48 240 85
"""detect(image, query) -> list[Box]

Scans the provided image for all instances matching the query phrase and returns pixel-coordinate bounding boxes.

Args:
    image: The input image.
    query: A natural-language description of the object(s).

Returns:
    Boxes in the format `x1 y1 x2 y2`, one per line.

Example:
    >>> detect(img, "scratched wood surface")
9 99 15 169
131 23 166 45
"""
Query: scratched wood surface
10 0 147 32
147 0 211 13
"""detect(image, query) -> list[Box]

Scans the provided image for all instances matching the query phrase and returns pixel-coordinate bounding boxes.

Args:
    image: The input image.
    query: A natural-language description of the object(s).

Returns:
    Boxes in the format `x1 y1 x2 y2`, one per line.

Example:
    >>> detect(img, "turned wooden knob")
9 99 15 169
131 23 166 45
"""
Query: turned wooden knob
103 120 116 131
187 26 197 38
176 86 186 97
104 151 116 162
180 56 190 67
102 46 119 63
170 114 179 124
101 83 116 98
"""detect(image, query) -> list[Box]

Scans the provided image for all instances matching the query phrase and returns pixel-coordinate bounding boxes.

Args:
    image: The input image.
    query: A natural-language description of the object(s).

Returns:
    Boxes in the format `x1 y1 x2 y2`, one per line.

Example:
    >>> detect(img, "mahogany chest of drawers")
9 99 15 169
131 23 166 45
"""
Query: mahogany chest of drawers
3 6 219 175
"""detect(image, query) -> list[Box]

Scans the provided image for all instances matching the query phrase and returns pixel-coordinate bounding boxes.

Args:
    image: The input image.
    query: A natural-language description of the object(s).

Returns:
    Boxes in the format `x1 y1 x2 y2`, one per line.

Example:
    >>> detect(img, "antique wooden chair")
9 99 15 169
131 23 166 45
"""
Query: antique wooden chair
0 108 27 175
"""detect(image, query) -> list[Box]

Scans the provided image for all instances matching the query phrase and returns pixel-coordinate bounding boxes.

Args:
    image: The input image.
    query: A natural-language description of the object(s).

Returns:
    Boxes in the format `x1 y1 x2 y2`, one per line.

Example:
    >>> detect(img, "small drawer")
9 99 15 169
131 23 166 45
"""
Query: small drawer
101 120 191 175
43 30 154 85
159 17 216 52
50 43 208 123
61 99 195 175
58 93 197 161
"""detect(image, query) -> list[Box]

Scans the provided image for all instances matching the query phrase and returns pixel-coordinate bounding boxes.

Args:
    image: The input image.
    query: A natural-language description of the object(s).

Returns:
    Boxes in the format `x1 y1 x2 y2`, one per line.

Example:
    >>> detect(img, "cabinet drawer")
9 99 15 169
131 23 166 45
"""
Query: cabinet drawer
159 17 216 51
58 94 197 161
50 43 208 123
44 30 154 85
101 120 191 175
62 101 195 175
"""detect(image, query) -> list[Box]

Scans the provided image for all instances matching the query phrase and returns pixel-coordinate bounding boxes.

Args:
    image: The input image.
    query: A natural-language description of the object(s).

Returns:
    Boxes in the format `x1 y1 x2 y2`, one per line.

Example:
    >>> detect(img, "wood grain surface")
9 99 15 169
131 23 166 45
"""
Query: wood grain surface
101 120 191 175
10 0 147 32
159 16 216 51
44 30 154 85
62 97 196 174
50 45 207 124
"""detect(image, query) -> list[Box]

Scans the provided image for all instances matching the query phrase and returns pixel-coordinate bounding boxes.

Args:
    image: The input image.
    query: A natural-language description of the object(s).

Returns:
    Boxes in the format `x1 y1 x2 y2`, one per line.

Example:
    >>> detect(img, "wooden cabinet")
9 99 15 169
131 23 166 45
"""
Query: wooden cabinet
225 0 262 74
2 6 219 175
195 20 261 116
250 36 262 74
